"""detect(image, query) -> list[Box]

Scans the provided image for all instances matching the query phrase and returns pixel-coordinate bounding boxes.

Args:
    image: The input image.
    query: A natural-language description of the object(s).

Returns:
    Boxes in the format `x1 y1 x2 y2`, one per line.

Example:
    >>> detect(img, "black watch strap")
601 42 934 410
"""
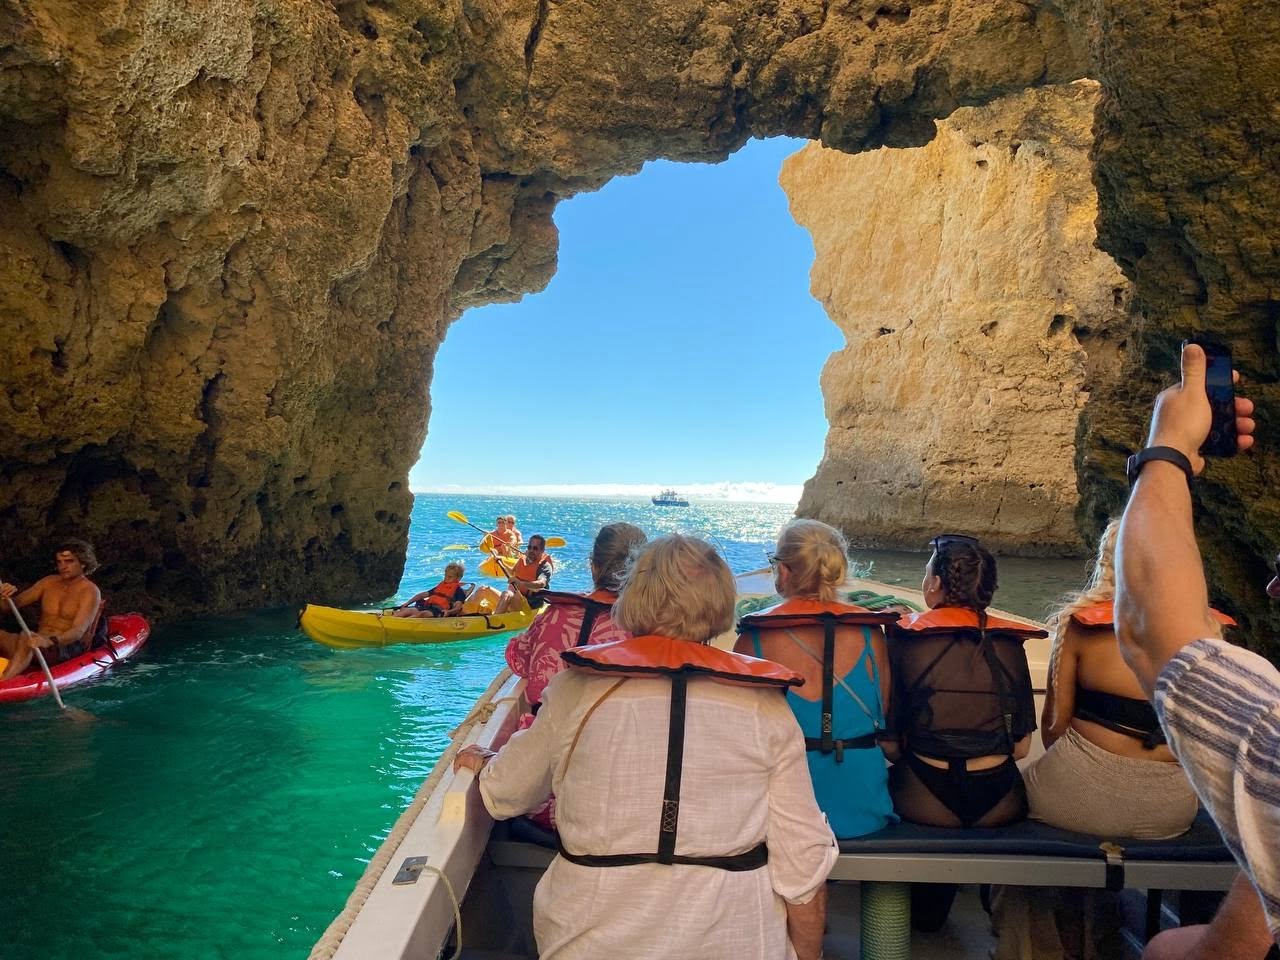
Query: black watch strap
1126 446 1194 487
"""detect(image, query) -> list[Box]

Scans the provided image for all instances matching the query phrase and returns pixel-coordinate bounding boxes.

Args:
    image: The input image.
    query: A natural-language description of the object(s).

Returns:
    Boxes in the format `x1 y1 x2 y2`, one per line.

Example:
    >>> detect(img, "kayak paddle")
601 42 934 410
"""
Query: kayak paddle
4 594 94 721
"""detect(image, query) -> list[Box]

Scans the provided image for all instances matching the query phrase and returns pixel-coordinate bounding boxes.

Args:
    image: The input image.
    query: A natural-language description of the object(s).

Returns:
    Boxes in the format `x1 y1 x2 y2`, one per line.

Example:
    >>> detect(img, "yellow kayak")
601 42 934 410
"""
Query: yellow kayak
299 603 540 650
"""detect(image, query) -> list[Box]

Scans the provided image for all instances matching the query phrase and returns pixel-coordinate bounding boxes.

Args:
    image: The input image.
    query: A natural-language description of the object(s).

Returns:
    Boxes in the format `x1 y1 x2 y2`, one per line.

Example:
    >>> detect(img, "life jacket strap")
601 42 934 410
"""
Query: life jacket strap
658 674 687 863
557 841 769 872
575 604 603 648
821 615 835 755
804 731 880 763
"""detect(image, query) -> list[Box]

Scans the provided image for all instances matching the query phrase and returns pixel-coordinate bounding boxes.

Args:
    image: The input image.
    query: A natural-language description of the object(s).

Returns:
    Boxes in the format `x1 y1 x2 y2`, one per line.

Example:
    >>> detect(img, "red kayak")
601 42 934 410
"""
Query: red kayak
0 612 150 703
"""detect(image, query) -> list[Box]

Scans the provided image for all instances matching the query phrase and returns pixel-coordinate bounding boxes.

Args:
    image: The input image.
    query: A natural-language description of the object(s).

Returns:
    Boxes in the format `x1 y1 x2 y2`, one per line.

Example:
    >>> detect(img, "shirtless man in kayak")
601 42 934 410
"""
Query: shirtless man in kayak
0 539 102 680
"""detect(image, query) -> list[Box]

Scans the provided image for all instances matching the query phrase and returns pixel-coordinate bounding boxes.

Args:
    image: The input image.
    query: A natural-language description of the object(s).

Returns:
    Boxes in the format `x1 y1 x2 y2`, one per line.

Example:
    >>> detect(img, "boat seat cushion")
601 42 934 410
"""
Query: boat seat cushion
837 809 1229 861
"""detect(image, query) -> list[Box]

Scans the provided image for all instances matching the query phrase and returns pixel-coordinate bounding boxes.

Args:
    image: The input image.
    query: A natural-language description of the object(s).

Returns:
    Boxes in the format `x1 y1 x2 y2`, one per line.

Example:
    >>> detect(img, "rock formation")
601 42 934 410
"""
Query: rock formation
1 1 1277 647
0 0 1086 617
783 81 1131 556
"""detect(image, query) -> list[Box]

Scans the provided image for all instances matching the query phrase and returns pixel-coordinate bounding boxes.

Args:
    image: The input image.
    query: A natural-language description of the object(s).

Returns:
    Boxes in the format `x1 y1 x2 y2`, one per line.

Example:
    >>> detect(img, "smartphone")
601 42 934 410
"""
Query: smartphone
1186 336 1237 457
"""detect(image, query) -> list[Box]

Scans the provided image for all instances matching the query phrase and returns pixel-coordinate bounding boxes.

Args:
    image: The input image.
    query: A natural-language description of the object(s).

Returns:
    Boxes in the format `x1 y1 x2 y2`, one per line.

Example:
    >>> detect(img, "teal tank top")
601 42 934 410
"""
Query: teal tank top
751 626 897 839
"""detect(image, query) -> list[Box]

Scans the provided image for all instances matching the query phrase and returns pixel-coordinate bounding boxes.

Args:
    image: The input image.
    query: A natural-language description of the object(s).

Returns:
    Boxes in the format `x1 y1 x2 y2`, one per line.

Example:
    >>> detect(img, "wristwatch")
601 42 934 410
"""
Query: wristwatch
1126 446 1194 487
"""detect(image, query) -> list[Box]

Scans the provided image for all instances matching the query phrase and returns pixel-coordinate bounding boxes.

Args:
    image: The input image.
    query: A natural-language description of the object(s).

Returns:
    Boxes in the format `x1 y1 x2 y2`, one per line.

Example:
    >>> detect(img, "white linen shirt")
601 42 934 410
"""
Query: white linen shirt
479 667 838 959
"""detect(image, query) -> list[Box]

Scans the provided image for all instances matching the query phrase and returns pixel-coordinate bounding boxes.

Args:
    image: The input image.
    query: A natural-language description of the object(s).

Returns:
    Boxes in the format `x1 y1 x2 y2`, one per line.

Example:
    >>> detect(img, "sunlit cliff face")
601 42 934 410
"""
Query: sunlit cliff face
1 1 1277 651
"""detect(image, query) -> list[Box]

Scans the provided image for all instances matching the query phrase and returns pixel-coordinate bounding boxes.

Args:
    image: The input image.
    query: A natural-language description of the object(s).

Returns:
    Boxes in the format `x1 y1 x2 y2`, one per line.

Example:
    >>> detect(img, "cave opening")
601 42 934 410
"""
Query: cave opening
412 136 839 504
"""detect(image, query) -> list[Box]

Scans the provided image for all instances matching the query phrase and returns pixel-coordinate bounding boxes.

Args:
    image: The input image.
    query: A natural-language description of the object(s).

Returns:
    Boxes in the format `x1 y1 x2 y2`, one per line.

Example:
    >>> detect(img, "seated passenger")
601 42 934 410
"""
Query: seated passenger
505 514 523 551
454 535 837 960
993 522 1216 960
393 562 468 618
505 522 646 830
735 519 897 839
494 535 554 615
0 539 103 680
507 522 646 711
885 534 1043 828
1025 519 1208 839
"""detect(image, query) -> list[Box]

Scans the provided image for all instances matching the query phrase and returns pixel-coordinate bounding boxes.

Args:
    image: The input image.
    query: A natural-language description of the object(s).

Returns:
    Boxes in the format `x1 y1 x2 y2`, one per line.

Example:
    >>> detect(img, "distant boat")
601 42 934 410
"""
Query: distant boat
651 489 689 507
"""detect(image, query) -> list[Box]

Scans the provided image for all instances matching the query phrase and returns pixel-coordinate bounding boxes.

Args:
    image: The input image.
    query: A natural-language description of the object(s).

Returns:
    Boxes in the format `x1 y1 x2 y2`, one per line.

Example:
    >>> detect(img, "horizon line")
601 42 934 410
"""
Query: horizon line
409 481 805 505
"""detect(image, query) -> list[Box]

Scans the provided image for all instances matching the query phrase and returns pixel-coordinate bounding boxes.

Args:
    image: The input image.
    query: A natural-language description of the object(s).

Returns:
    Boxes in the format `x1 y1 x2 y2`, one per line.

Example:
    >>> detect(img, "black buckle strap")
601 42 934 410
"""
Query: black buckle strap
575 604 602 647
804 731 879 762
557 840 769 872
658 675 687 864
556 670 768 873
821 615 835 755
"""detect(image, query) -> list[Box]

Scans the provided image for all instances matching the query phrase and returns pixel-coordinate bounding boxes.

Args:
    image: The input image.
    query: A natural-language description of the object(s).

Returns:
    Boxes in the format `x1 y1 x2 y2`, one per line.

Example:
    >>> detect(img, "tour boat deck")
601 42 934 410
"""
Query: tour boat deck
310 573 1230 960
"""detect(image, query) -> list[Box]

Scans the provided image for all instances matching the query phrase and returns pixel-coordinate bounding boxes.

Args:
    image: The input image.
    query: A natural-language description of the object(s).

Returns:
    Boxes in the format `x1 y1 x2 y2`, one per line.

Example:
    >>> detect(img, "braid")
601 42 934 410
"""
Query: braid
935 541 998 610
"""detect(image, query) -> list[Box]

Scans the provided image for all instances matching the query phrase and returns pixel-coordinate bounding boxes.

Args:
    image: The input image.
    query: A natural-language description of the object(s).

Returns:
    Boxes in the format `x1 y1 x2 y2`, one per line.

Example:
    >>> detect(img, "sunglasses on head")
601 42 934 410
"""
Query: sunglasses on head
929 533 980 552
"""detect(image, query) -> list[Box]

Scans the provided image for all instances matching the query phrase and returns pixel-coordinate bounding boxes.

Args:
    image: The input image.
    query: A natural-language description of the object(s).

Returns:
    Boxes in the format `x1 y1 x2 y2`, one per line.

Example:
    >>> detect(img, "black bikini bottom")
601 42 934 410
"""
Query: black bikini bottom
894 753 1026 828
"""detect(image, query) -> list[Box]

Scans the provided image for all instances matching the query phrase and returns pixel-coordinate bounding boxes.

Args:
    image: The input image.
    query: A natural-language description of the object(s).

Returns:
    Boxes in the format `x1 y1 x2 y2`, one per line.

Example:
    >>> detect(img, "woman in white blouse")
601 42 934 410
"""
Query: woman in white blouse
455 534 838 960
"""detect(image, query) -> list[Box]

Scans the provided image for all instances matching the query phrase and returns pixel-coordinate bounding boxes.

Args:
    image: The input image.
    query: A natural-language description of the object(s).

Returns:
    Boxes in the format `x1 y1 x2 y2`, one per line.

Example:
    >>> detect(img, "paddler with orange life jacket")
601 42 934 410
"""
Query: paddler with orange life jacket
392 561 469 618
735 519 898 840
493 534 555 615
504 522 647 830
454 535 837 960
884 534 1043 830
485 516 520 560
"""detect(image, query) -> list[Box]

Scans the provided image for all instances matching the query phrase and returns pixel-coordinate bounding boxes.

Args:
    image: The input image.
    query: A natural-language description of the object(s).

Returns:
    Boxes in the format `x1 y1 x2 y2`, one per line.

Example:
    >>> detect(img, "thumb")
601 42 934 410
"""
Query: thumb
1181 342 1207 391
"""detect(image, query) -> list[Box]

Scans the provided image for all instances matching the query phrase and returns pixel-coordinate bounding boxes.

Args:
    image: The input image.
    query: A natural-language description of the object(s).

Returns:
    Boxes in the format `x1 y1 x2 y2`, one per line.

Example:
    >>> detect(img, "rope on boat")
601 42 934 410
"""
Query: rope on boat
308 667 515 960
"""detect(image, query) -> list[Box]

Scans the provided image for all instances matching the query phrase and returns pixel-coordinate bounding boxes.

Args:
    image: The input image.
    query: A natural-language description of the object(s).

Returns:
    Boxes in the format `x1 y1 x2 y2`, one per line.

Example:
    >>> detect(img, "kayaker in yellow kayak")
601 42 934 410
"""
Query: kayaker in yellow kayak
0 539 103 680
392 562 469 619
494 535 554 615
485 516 520 560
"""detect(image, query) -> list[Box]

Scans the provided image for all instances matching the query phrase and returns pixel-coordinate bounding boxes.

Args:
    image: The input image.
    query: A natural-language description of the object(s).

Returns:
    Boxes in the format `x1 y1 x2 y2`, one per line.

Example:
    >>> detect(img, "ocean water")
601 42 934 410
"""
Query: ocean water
0 494 1086 959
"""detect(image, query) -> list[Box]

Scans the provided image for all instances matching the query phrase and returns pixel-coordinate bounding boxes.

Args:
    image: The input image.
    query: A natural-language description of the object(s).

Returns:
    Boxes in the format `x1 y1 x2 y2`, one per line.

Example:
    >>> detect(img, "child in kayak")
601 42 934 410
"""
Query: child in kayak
393 562 468 618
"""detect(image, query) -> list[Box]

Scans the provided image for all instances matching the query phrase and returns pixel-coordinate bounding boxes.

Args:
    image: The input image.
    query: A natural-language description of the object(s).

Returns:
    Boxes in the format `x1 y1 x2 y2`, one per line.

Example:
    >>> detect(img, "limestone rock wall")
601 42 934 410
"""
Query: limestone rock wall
0 0 1085 616
1068 0 1280 644
783 82 1130 556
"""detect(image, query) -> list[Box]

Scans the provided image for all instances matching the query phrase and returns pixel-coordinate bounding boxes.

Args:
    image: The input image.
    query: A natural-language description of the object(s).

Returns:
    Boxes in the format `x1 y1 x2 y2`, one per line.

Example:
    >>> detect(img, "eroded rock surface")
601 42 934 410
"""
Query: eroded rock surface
784 82 1130 556
0 0 1085 615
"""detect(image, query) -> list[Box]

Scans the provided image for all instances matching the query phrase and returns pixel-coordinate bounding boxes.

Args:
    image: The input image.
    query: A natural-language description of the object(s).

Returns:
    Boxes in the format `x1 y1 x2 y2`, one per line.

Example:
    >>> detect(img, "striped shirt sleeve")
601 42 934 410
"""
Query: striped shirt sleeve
1155 638 1280 945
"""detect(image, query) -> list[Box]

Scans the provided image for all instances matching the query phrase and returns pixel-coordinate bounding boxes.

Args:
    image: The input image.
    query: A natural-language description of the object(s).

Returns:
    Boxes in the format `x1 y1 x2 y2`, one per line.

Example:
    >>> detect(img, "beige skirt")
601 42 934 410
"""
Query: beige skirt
1024 727 1199 839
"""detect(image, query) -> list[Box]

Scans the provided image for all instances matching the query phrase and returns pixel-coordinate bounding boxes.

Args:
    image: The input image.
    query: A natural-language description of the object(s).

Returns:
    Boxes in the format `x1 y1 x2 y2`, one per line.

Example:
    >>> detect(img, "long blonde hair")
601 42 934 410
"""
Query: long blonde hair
1048 518 1120 648
774 519 848 603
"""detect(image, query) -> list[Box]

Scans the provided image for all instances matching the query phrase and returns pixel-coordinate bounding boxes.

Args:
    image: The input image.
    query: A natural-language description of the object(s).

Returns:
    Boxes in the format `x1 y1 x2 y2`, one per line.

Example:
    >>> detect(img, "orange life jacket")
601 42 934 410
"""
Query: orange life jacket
539 589 618 647
738 598 897 761
512 553 549 584
419 579 461 612
893 606 1048 639
1070 599 1237 629
558 635 800 872
889 606 1044 759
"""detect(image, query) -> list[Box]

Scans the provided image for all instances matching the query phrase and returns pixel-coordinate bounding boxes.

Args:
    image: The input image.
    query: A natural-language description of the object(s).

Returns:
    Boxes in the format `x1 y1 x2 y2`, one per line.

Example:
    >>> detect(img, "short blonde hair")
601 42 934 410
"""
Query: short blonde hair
444 561 465 580
774 519 848 602
614 535 735 642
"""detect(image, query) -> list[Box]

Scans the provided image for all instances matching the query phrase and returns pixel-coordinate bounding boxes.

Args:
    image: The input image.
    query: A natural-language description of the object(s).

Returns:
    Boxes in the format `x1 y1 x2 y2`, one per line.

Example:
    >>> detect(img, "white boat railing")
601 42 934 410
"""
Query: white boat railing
311 669 526 960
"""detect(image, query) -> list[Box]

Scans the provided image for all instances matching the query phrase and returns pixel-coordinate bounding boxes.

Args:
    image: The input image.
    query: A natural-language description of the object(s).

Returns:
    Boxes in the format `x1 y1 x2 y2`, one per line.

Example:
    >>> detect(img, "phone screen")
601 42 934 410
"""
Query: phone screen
1195 339 1237 457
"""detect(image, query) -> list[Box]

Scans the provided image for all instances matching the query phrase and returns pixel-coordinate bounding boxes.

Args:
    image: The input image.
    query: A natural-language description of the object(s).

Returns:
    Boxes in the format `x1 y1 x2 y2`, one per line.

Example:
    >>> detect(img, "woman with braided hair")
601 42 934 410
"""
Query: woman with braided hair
884 534 1044 829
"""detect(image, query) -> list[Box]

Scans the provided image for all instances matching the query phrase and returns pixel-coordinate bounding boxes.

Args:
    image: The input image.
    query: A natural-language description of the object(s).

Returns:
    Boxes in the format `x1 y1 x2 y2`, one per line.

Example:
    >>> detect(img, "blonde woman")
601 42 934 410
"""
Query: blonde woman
736 519 897 839
1026 519 1213 839
455 535 837 960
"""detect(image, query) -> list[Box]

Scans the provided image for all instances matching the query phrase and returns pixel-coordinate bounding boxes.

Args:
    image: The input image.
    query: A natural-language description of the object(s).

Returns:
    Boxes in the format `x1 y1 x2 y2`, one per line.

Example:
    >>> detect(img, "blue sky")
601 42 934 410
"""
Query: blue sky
410 136 842 501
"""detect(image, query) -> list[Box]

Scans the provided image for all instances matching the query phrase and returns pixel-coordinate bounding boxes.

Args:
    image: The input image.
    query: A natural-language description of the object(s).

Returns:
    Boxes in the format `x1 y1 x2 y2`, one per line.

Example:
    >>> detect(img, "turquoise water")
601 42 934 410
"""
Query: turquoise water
1 494 1085 959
